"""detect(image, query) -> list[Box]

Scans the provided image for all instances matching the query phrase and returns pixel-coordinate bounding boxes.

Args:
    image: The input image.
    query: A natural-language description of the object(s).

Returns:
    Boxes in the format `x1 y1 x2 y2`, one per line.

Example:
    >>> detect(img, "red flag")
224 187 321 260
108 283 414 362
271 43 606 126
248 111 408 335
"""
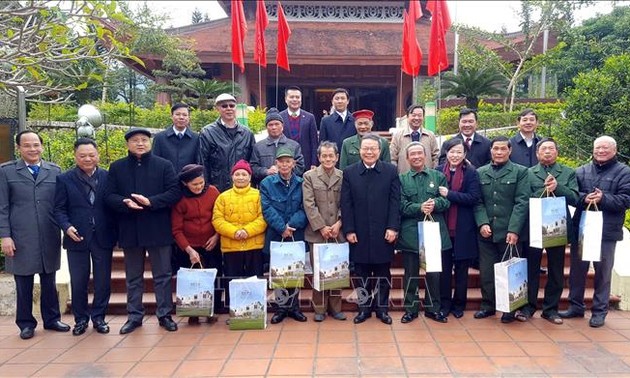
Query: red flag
276 1 291 71
231 0 247 73
427 0 452 76
401 1 422 77
254 0 269 67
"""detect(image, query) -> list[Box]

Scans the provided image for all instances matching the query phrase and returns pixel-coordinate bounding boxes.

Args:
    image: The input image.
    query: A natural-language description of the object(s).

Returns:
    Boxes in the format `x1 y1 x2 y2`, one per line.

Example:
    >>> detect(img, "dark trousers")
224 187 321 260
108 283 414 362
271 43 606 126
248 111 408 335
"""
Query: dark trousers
67 243 113 324
353 262 391 314
123 245 173 321
222 249 263 307
567 240 616 317
478 239 522 312
440 247 472 314
524 245 565 316
14 272 61 330
402 251 441 314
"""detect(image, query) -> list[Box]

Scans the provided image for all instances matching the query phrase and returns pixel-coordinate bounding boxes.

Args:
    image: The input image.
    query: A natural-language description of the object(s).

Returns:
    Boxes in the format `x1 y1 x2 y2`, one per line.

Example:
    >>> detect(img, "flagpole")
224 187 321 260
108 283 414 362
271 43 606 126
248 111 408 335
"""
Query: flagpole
275 65 279 108
399 70 403 117
231 63 235 96
258 65 263 108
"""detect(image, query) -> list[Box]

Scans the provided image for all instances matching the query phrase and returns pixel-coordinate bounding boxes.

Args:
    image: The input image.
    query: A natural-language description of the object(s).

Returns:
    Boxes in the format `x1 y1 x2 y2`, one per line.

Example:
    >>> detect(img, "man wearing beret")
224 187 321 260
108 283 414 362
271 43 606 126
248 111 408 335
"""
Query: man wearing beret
250 107 305 185
199 93 256 192
339 109 391 169
104 128 181 334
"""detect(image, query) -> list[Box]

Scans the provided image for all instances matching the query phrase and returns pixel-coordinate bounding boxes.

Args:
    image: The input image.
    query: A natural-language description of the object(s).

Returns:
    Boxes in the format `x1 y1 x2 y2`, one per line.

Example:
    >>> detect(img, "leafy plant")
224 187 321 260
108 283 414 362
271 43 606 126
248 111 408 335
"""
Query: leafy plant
441 66 508 110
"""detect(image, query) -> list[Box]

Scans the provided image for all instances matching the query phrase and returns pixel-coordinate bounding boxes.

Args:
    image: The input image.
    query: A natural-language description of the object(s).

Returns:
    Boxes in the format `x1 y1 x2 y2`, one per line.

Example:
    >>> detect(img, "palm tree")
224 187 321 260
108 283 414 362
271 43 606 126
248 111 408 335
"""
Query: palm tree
181 79 239 110
441 66 508 109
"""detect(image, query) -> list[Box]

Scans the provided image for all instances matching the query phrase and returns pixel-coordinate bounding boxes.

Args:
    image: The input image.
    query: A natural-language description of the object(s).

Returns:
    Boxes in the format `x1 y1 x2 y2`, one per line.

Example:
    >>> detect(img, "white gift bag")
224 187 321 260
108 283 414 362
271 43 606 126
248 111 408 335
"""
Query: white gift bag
418 215 442 273
175 265 217 317
269 240 306 288
229 276 267 330
529 194 568 249
312 242 350 291
579 203 603 262
494 245 528 313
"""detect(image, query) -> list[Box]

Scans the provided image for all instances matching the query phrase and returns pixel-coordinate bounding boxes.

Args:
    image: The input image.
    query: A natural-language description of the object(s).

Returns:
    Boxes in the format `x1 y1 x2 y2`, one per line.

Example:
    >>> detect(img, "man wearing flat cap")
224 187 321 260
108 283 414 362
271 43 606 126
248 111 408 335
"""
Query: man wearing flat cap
250 107 305 185
199 93 256 192
339 109 391 169
104 127 181 334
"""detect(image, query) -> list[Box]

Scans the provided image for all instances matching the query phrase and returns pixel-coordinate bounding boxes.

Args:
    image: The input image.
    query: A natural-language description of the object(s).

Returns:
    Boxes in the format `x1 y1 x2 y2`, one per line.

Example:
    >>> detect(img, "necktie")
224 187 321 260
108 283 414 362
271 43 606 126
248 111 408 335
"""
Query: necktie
28 165 39 179
466 137 472 149
411 131 420 142
291 112 298 118
177 133 184 140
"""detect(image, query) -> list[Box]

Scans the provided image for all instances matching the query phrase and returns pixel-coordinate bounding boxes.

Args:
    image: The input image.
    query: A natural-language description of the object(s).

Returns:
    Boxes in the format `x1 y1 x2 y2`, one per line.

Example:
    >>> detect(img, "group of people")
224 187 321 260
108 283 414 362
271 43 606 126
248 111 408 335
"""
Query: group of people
1 86 628 341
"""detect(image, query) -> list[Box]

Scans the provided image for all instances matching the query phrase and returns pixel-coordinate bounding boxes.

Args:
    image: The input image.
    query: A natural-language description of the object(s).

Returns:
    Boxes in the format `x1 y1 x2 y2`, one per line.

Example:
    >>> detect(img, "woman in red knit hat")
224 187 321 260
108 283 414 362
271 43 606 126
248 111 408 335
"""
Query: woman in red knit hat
171 164 222 324
212 160 267 309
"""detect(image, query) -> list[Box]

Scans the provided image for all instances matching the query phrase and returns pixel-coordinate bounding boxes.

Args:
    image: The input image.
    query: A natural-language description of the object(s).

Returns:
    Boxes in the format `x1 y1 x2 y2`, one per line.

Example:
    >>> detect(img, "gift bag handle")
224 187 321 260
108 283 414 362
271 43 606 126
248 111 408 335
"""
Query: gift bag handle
423 213 435 222
280 235 296 243
501 244 520 261
190 261 204 269
585 201 600 212
325 238 340 244
539 187 556 198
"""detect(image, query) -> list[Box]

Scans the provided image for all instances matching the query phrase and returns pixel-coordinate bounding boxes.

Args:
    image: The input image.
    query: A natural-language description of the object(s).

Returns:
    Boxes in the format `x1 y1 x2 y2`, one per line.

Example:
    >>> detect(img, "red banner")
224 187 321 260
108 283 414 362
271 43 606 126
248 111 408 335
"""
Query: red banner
427 0 452 76
231 0 247 73
401 1 422 77
276 1 292 72
254 0 269 67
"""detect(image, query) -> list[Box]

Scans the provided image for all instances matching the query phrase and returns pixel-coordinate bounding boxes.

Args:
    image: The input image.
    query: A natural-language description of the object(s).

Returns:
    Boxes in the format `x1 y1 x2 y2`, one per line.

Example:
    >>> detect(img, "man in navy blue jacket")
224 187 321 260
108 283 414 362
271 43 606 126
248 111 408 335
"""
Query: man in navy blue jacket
104 128 181 335
509 108 542 168
54 138 117 336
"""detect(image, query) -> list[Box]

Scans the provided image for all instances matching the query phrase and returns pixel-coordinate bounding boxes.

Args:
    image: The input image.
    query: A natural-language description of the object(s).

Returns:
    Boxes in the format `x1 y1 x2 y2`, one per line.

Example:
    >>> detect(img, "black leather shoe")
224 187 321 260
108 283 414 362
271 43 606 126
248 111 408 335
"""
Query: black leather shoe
20 327 35 340
158 316 178 332
353 311 372 324
44 320 71 332
271 312 287 324
558 308 585 319
474 310 496 319
501 313 516 323
401 312 418 324
93 320 110 334
425 311 448 323
119 320 142 335
376 312 392 325
72 321 89 336
589 315 606 328
451 309 464 319
288 310 307 322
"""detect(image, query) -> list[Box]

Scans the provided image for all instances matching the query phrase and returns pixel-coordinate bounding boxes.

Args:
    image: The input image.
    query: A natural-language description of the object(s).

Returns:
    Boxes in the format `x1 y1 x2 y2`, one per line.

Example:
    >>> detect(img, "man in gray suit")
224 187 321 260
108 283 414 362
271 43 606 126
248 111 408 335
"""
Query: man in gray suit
0 130 70 339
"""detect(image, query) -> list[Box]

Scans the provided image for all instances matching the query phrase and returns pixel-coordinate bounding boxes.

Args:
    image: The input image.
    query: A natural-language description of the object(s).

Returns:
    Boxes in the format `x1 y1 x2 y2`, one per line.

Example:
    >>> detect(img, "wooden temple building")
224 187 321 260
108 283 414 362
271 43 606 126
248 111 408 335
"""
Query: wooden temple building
131 1 555 130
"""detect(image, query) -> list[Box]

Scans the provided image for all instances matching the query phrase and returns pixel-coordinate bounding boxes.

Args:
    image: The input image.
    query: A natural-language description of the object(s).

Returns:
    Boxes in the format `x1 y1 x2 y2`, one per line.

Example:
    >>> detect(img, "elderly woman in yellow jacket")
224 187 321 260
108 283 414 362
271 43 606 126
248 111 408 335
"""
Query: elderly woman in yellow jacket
212 160 267 307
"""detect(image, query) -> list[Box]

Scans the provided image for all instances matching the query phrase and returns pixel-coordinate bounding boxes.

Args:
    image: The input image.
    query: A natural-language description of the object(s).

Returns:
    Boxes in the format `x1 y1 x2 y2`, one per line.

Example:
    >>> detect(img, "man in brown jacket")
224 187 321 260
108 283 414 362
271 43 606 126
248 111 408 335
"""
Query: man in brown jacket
302 141 347 322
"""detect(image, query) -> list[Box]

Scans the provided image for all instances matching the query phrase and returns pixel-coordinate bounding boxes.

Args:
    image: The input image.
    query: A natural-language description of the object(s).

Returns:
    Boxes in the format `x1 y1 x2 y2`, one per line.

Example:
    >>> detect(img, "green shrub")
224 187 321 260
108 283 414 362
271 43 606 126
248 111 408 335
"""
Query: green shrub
247 108 266 134
28 103 76 122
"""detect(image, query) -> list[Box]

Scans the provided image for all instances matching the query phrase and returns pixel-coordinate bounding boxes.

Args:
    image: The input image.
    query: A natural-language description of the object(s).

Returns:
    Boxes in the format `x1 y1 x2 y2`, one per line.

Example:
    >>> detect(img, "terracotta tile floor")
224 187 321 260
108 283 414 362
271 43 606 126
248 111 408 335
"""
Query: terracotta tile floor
3 310 630 377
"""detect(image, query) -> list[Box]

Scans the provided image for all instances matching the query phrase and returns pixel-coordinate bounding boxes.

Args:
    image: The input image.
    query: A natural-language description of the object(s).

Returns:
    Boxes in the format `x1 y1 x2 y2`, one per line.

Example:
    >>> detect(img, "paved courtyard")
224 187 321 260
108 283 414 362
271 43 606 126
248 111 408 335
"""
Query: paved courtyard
2 309 630 377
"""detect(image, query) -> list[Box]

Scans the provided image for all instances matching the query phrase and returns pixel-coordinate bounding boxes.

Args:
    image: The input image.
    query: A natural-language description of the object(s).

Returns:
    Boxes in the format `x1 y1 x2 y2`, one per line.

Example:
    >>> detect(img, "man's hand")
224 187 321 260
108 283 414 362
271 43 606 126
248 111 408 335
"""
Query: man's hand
123 198 143 210
420 198 435 215
186 246 200 265
1 237 15 257
438 186 449 197
544 174 557 193
346 233 358 244
66 226 83 242
130 193 151 207
319 226 332 240
330 221 342 240
266 165 278 176
281 225 296 239
385 229 398 243
480 224 492 238
506 232 519 245
585 188 603 204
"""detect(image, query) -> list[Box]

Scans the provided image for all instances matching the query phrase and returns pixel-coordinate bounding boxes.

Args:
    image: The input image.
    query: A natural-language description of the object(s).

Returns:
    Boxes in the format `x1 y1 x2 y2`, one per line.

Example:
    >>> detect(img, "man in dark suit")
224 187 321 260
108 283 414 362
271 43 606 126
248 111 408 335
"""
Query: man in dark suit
54 138 117 336
104 128 181 335
319 88 356 157
280 86 318 170
341 133 401 325
509 108 542 168
0 130 70 339
438 108 491 168
152 103 200 273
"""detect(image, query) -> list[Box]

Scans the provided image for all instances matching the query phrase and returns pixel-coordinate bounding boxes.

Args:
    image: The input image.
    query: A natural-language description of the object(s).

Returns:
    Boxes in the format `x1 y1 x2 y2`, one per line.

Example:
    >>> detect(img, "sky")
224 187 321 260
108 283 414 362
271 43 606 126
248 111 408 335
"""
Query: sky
139 1 620 32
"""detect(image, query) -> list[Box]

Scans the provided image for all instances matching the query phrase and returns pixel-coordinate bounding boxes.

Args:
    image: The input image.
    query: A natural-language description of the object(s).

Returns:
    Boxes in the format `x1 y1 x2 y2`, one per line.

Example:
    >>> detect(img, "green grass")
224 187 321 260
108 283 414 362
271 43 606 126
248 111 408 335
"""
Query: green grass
229 318 266 330
270 278 304 289
176 307 213 317
543 235 568 248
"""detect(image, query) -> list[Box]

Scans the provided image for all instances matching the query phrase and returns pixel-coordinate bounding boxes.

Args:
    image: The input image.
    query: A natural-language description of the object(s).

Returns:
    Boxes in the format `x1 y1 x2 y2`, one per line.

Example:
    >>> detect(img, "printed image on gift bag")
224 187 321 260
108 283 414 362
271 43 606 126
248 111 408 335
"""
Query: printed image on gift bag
529 195 568 249
229 276 267 330
579 203 603 262
269 240 306 289
494 245 528 313
418 216 442 273
176 266 217 317
313 242 350 291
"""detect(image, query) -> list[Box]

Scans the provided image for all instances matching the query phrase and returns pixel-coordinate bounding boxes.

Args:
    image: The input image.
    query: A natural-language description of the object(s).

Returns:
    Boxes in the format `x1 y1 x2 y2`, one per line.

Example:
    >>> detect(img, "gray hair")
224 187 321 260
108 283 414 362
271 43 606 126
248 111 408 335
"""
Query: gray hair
317 140 338 155
405 141 426 157
360 133 381 146
594 135 617 148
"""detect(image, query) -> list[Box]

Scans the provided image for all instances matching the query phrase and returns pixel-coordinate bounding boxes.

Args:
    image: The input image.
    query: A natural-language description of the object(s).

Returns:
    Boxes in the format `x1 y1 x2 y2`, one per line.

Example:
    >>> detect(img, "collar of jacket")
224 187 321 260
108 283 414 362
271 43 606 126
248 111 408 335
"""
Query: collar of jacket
168 126 190 137
127 151 152 163
402 126 431 137
217 119 242 131
594 156 618 172
271 173 299 187
232 184 253 194
360 160 382 174
266 134 288 146
513 132 538 144
410 166 430 177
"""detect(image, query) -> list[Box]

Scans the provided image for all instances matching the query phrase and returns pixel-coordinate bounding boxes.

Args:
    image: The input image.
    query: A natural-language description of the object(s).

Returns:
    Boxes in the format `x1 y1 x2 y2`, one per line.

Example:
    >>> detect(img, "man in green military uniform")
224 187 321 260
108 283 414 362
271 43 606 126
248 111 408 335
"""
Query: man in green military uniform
473 136 529 323
397 142 452 324
339 109 390 169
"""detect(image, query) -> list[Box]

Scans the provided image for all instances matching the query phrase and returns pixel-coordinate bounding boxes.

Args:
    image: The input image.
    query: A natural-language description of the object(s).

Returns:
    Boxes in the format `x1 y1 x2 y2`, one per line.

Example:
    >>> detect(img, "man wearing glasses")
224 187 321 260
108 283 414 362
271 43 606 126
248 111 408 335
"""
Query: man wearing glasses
199 93 256 192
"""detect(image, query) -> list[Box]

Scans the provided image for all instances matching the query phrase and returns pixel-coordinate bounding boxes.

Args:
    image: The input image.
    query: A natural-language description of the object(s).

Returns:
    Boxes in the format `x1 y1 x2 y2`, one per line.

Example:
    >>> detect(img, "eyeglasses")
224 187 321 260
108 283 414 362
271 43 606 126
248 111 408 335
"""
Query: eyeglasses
220 103 236 109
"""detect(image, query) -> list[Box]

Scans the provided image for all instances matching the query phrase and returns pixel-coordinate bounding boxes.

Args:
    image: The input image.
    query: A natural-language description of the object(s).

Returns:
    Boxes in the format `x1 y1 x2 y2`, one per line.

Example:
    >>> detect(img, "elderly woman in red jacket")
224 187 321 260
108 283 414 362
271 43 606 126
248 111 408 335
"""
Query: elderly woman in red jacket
171 164 222 323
